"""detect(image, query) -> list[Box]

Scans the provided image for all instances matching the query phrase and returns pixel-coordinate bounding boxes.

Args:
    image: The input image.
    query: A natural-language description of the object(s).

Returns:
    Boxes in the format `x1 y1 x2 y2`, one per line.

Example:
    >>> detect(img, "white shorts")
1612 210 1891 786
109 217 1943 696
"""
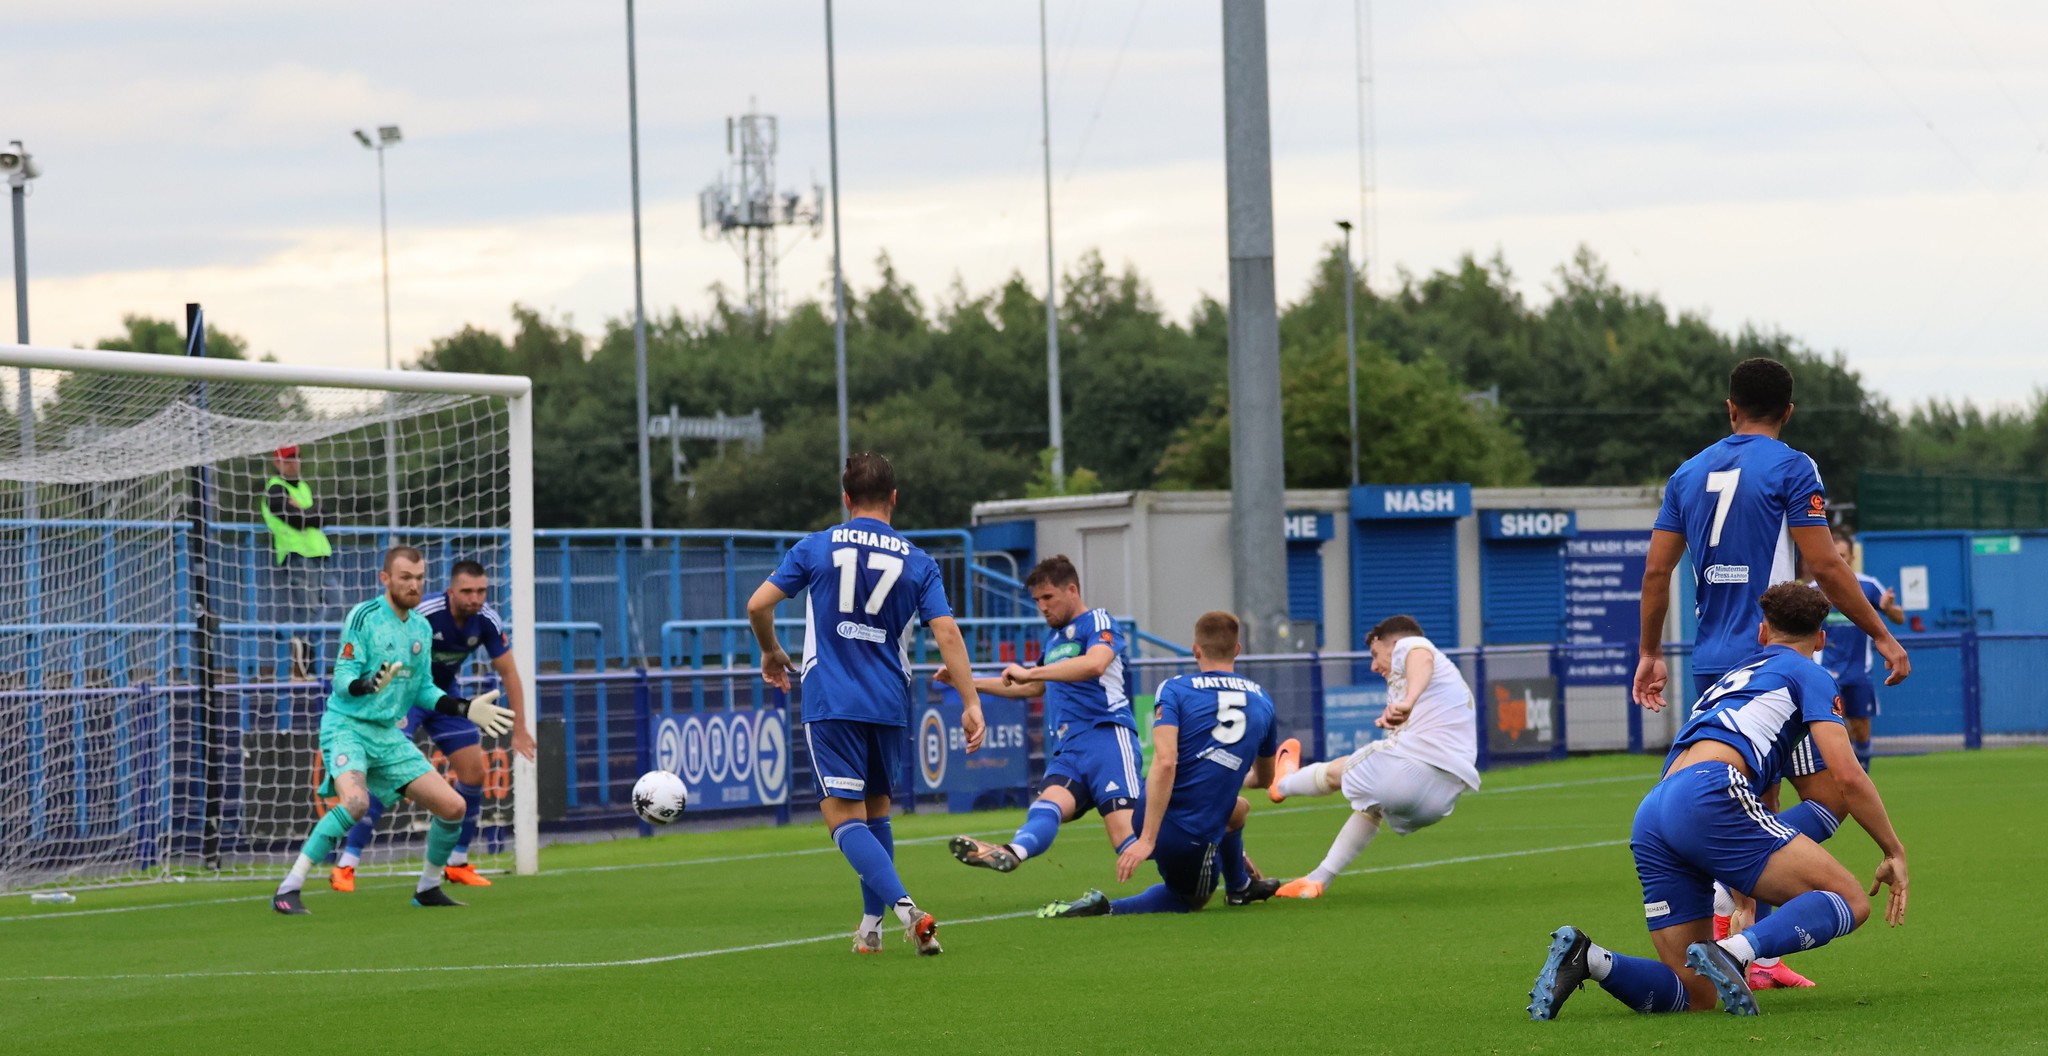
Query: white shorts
1337 742 1467 835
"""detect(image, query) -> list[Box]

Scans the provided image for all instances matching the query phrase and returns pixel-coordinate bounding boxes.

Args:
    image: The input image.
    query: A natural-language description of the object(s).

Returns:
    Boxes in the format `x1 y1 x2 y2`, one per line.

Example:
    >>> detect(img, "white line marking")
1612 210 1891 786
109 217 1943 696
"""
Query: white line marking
0 774 1652 924
0 840 1624 982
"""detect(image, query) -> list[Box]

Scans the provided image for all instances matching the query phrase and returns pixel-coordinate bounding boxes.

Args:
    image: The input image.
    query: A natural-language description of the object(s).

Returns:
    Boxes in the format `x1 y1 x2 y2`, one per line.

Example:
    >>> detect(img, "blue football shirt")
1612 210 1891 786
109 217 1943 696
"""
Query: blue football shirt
1654 433 1830 675
1151 671 1279 843
1038 608 1133 739
767 518 952 727
1816 574 1886 687
416 591 511 694
1666 645 1844 788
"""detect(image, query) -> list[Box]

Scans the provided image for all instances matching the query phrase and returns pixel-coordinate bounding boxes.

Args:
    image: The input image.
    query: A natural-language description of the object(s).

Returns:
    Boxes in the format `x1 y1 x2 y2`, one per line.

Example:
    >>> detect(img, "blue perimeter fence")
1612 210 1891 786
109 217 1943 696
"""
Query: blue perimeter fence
6 633 2039 880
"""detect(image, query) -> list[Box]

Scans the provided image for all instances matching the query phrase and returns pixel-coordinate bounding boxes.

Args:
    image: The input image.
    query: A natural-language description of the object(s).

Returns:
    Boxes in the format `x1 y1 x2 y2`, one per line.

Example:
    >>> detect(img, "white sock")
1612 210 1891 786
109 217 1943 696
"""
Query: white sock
1753 956 1781 968
336 850 361 870
417 862 443 894
276 854 314 895
1007 843 1032 861
892 898 922 927
448 850 469 867
1586 943 1616 982
1278 762 1330 799
1304 811 1381 884
858 913 884 936
1719 934 1757 964
1712 882 1735 917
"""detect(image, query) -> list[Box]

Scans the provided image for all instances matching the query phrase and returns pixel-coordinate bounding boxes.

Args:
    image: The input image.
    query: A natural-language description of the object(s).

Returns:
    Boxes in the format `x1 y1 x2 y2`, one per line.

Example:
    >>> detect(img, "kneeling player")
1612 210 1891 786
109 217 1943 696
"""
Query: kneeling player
1039 611 1281 918
1265 615 1479 898
1528 583 1909 1018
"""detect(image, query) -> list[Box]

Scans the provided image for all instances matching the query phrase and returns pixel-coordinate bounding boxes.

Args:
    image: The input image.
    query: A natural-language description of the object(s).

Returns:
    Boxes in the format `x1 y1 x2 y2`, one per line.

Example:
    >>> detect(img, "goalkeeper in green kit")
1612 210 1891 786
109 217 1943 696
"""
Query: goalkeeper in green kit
271 546 514 914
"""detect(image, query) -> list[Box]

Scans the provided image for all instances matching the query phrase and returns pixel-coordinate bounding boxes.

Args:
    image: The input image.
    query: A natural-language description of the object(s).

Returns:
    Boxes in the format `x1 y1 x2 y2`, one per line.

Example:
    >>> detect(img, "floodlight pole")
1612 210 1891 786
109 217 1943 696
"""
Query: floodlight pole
1039 0 1064 489
826 0 850 471
1339 220 1358 486
8 141 36 518
627 0 654 536
367 132 401 532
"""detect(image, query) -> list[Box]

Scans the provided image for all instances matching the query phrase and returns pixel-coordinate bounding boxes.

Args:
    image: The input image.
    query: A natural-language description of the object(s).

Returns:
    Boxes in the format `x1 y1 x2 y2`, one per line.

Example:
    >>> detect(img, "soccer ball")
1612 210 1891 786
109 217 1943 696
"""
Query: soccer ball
632 770 689 824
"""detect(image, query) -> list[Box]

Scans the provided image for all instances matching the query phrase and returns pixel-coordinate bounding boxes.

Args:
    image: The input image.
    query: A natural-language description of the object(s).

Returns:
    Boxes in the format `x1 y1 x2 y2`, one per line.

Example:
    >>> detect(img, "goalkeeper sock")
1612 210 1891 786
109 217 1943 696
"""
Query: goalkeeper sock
277 855 316 896
1305 811 1381 885
418 814 461 893
449 779 485 864
1276 762 1330 799
285 805 358 885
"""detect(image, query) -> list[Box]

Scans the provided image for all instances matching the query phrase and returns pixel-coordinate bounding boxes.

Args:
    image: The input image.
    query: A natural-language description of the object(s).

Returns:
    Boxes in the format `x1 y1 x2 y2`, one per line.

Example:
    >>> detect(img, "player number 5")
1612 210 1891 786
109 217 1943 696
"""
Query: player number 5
1213 690 1247 745
831 547 904 615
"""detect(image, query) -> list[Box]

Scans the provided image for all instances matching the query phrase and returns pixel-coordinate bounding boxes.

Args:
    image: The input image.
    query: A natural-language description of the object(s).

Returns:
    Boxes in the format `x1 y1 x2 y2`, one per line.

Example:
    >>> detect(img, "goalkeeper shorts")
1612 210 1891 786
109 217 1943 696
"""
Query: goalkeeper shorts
319 712 436 807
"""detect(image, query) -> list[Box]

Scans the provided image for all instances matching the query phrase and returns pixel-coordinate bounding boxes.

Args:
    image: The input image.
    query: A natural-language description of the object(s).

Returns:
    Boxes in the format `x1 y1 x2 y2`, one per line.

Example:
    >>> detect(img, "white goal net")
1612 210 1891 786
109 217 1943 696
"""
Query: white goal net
0 340 535 892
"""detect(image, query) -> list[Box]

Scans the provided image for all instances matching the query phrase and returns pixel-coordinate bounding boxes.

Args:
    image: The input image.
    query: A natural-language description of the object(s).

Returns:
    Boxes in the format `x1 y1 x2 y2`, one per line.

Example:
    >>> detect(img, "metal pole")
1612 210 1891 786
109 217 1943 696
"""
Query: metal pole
377 144 400 530
1339 220 1358 485
628 0 654 534
1221 0 1289 653
826 0 851 469
1040 0 1064 488
10 177 33 519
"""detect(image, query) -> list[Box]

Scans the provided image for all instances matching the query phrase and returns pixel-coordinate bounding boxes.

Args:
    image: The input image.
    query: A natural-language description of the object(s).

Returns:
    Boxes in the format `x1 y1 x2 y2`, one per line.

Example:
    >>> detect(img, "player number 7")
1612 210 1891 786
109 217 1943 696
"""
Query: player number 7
831 547 904 615
1705 468 1741 547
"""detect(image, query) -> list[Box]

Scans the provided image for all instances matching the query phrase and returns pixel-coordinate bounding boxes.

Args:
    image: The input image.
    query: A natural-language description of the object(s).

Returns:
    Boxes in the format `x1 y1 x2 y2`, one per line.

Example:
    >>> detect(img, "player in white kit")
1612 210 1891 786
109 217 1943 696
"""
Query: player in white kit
1266 615 1482 898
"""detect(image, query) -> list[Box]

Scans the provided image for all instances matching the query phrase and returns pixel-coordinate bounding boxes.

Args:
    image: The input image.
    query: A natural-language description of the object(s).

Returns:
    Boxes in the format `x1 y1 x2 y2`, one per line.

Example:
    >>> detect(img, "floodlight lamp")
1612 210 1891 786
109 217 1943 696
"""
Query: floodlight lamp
1335 219 1352 232
378 126 402 144
0 141 34 180
353 129 373 148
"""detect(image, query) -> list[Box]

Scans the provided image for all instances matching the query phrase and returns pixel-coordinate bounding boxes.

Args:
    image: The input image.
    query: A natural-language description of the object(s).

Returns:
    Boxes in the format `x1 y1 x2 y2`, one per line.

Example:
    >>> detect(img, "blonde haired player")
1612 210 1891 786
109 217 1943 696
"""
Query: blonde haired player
1266 615 1480 897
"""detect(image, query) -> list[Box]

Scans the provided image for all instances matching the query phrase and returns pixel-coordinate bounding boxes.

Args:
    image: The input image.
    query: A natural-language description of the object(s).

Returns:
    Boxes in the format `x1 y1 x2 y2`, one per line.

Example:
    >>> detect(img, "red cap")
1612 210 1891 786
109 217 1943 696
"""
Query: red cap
275 445 300 459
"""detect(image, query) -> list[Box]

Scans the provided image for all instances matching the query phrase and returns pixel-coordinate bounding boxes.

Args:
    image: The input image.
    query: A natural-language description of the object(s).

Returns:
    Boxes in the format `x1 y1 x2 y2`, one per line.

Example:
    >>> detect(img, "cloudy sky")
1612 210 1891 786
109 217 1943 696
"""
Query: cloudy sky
9 0 2048 410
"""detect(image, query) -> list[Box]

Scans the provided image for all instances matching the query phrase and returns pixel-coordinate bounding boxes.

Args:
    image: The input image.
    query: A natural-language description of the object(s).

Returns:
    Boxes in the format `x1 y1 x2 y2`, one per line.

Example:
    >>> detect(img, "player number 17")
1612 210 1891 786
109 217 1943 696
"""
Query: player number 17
831 547 904 615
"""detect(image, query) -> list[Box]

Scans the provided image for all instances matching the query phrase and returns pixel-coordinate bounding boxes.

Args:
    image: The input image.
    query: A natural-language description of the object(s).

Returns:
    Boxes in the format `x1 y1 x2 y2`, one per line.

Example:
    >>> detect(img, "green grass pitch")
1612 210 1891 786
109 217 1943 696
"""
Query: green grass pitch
5 750 2045 1055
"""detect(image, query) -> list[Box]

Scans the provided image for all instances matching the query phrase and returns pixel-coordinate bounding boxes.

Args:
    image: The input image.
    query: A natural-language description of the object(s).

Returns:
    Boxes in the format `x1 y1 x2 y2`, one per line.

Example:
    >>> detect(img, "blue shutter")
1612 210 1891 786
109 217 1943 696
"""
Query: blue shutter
1353 520 1460 648
1286 542 1324 646
1481 540 1564 644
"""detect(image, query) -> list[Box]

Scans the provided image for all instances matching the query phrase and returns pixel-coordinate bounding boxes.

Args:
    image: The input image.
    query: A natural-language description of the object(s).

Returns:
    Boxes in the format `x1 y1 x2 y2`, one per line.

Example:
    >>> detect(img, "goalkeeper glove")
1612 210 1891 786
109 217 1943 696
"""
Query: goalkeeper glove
347 662 403 697
437 689 515 737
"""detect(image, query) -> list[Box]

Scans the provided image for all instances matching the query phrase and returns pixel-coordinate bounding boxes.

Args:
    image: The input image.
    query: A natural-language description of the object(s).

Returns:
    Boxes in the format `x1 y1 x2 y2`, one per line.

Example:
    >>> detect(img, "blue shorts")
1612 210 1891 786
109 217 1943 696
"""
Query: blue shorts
1631 762 1800 930
1837 681 1878 720
402 705 481 754
1148 824 1221 910
1043 722 1144 816
804 719 902 801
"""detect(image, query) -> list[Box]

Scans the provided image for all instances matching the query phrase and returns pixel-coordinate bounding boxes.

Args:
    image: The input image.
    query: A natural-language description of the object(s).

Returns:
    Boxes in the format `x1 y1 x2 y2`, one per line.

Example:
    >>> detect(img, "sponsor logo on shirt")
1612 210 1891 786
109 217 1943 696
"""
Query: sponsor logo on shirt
1704 564 1751 584
1808 493 1826 515
836 621 887 644
466 636 479 647
1195 745 1245 771
411 641 423 655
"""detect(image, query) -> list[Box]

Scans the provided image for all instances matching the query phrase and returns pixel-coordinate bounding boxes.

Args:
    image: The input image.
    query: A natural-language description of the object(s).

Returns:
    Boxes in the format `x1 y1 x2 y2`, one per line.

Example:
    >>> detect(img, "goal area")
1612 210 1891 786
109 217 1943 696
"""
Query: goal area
0 339 536 891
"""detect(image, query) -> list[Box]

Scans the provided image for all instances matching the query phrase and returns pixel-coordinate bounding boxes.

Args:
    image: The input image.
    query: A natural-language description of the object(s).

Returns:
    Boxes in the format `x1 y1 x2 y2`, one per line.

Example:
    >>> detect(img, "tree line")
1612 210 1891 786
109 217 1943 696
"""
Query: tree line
71 246 2046 531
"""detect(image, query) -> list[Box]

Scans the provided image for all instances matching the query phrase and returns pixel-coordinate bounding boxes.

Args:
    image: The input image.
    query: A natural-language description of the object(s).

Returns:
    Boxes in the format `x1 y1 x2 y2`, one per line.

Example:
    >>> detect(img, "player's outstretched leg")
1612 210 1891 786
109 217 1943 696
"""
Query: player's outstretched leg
1278 810 1381 899
333 796 386 893
954 794 1062 872
274 790 367 915
1268 737 1301 803
1528 926 1695 1019
1038 889 1112 918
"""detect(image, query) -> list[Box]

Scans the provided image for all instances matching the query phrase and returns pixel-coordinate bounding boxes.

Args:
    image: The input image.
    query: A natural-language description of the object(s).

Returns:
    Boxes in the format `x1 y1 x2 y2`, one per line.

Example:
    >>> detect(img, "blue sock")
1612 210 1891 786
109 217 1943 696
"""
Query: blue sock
450 780 484 858
1010 800 1064 859
342 797 385 859
1595 949 1692 1013
1777 801 1840 843
830 819 908 907
1854 740 1873 772
1737 890 1855 960
1109 884 1191 915
859 817 895 917
1219 829 1250 894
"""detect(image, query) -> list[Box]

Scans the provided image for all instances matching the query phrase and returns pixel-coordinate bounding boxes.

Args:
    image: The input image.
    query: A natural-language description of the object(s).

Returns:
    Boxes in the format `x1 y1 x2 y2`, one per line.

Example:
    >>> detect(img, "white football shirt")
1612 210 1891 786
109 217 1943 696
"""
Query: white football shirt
1378 635 1481 790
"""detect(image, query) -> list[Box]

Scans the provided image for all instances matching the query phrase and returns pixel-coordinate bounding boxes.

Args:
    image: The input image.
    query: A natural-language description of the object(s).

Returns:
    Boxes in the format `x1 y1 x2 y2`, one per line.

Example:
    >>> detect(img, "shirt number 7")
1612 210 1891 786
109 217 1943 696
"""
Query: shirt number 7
1705 469 1741 546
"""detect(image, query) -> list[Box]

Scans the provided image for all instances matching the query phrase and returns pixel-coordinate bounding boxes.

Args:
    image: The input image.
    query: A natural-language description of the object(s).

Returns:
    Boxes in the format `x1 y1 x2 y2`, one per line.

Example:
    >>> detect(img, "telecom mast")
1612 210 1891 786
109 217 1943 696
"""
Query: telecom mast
699 102 823 324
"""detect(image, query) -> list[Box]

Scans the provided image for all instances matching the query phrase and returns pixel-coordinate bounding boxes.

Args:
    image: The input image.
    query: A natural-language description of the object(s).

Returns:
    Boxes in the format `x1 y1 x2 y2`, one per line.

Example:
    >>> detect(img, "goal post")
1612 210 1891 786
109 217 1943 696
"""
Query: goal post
0 341 537 890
